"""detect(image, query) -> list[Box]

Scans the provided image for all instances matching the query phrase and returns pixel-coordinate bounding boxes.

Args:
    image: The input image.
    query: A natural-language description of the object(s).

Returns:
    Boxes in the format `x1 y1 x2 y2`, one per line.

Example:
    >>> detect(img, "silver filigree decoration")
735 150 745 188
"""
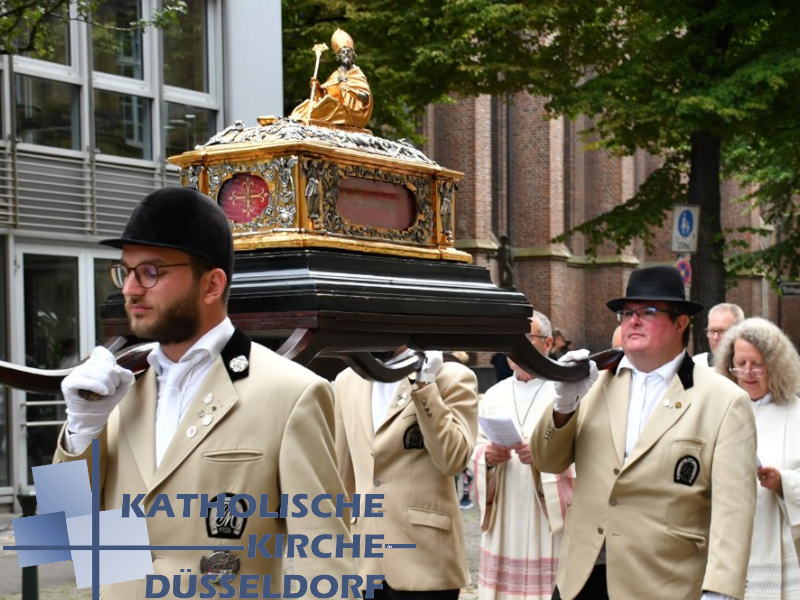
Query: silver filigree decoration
180 165 203 190
438 181 456 243
201 119 245 148
303 161 324 226
274 156 297 228
199 118 436 166
228 355 249 373
207 156 298 233
304 159 434 245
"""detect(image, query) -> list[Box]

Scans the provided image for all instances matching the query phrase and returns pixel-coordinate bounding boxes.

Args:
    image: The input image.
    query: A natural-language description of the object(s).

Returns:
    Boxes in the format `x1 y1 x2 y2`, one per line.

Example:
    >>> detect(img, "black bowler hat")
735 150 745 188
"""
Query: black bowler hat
100 187 234 279
606 266 703 315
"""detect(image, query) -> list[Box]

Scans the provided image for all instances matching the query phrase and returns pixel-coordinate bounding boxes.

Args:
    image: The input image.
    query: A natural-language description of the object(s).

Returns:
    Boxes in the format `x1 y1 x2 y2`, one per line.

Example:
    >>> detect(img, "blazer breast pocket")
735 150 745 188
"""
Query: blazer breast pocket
407 507 452 531
202 449 265 463
670 438 706 487
672 437 707 448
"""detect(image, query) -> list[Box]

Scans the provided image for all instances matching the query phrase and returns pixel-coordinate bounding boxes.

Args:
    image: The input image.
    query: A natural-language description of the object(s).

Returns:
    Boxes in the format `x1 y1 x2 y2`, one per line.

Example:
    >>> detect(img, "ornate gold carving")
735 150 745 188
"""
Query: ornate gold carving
230 230 473 263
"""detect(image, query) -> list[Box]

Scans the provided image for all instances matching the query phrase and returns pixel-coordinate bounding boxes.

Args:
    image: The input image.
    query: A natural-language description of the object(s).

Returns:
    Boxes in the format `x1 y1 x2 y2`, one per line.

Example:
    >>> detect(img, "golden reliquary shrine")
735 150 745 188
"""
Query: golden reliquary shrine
169 116 469 264
162 113 599 383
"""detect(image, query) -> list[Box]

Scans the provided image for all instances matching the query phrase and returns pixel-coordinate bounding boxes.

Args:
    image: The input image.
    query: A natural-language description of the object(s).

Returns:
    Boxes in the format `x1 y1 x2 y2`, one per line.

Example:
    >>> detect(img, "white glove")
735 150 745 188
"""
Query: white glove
417 351 444 384
61 346 134 436
553 349 599 414
700 593 736 600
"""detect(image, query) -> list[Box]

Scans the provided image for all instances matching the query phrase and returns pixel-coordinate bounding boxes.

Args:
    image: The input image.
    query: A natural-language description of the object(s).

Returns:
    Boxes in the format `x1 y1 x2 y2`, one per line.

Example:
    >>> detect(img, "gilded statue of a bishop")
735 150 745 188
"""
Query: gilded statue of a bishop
290 29 373 129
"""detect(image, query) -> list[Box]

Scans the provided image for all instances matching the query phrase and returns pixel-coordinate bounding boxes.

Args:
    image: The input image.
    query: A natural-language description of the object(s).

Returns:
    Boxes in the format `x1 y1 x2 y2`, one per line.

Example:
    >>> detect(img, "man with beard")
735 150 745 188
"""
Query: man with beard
53 187 357 599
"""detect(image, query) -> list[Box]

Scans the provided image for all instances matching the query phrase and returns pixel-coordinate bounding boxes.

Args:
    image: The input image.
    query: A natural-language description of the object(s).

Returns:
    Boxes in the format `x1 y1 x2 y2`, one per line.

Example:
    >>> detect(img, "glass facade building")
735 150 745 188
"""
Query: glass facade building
0 0 282 504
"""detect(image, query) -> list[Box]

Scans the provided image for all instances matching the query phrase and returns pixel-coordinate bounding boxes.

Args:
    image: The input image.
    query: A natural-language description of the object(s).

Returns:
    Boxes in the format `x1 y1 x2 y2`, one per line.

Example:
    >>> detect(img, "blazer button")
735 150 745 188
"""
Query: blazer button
373 479 383 487
609 498 618 507
597 527 604 535
613 468 620 475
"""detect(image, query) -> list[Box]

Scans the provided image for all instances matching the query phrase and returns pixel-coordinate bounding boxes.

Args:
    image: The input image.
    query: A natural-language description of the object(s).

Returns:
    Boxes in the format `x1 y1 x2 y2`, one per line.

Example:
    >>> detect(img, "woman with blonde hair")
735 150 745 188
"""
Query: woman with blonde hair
717 317 800 598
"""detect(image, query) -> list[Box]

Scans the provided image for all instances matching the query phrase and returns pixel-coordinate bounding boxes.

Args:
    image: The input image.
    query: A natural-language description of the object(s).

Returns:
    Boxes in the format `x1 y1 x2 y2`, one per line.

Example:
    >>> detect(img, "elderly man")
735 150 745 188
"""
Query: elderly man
693 302 744 367
54 188 356 598
531 266 756 600
473 311 574 600
334 349 478 599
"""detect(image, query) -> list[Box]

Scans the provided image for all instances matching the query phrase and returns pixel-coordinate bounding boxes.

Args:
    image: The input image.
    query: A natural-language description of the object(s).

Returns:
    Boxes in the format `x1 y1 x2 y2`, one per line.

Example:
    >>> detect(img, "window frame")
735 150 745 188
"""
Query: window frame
6 0 222 167
13 73 83 155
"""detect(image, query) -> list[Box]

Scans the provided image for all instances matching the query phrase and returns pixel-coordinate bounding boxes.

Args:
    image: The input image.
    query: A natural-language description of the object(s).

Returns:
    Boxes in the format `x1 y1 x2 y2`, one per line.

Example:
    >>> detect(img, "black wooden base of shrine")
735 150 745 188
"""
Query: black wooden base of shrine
100 249 591 382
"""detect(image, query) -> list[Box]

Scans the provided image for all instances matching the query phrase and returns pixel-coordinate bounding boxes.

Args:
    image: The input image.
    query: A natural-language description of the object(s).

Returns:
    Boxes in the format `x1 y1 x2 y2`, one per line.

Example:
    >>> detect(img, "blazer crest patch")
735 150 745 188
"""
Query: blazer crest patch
403 423 425 449
206 493 248 539
674 455 700 486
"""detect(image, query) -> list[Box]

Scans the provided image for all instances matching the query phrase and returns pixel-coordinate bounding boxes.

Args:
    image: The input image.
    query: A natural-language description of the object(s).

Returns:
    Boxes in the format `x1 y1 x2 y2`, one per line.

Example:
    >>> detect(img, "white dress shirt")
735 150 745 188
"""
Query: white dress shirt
619 350 686 463
370 349 415 432
147 317 235 467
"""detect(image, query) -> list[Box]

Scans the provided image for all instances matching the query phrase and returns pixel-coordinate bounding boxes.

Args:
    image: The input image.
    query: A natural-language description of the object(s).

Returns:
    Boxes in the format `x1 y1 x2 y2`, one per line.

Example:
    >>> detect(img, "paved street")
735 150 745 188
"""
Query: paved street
0 503 482 599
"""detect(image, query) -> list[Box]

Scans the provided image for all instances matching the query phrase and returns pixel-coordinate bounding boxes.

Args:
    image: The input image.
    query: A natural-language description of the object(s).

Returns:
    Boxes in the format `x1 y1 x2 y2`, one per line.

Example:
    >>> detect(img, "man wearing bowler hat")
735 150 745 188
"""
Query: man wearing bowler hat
531 266 756 600
53 187 357 599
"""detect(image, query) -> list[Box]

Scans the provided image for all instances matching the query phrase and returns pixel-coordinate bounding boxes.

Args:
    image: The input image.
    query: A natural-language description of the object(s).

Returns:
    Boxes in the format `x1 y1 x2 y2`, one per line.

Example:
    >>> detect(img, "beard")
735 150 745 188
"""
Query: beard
126 282 201 345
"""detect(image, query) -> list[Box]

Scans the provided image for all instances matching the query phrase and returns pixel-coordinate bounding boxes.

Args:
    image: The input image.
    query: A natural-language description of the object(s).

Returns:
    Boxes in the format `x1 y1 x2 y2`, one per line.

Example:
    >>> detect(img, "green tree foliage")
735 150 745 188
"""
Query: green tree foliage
0 0 186 59
283 0 543 138
284 0 800 348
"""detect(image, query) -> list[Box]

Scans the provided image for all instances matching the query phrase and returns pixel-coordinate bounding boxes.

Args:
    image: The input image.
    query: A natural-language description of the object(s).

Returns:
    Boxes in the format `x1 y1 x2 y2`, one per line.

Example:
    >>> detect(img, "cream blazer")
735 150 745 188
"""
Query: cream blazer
54 332 356 599
334 362 478 592
531 354 756 600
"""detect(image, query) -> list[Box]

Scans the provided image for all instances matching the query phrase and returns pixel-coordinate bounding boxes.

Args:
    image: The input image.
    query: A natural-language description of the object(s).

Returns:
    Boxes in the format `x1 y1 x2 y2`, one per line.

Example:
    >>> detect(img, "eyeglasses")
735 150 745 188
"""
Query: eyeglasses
729 367 766 378
705 329 728 338
109 262 191 289
615 307 676 323
525 334 549 341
